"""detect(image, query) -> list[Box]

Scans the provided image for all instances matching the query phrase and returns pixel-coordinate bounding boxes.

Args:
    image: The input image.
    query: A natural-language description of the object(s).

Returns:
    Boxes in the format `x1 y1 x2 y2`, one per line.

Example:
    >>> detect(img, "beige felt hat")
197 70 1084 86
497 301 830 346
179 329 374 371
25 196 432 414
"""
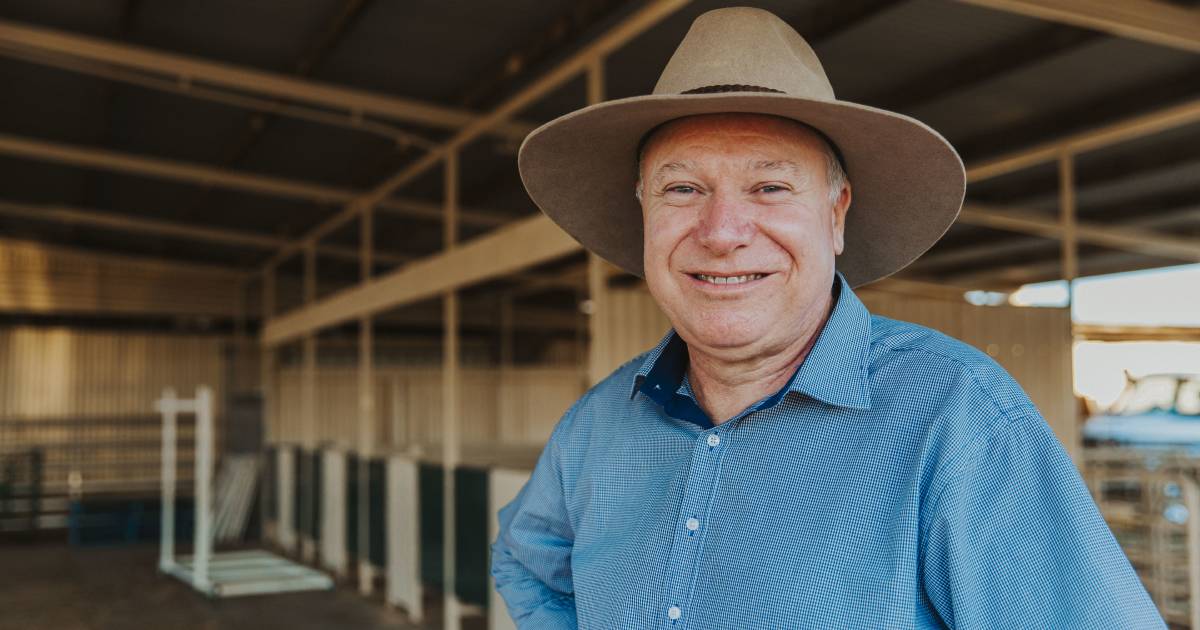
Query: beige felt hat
518 7 966 287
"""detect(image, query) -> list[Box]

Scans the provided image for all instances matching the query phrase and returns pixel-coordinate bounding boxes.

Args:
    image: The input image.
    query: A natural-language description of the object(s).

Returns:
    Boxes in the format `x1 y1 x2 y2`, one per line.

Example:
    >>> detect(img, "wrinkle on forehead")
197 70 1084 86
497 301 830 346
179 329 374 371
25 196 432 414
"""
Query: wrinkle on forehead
647 155 817 191
644 113 826 151
640 114 828 182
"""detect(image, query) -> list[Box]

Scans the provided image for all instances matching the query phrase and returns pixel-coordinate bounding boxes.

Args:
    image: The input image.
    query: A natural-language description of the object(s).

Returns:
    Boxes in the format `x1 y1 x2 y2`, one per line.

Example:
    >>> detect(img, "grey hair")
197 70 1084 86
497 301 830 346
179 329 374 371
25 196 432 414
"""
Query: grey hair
634 125 848 207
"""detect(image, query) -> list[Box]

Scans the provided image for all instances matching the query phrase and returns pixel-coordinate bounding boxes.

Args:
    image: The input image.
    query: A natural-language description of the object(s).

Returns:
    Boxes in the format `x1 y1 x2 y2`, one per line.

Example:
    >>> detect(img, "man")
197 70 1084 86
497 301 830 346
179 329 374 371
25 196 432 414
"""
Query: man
492 7 1162 629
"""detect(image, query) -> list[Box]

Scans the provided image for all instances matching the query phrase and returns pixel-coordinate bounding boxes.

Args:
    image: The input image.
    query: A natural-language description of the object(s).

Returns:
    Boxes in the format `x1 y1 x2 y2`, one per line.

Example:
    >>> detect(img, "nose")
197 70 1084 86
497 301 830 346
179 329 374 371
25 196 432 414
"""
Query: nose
694 190 754 256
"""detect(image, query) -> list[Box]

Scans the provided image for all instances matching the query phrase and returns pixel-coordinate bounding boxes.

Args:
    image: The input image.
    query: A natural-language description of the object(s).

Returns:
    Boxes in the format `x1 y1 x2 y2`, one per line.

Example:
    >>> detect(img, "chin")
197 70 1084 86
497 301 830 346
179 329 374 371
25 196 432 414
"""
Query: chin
679 315 766 351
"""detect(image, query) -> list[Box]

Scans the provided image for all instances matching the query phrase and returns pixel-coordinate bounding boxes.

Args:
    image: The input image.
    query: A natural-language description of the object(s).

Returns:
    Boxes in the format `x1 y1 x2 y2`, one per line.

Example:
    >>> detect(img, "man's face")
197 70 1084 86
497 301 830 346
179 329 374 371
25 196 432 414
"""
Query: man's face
639 114 851 358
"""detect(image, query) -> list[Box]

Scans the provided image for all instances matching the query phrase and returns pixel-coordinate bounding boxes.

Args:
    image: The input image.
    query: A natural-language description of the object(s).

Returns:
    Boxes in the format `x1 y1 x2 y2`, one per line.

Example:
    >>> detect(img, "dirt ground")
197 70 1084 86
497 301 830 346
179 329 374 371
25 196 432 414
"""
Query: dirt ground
0 543 484 630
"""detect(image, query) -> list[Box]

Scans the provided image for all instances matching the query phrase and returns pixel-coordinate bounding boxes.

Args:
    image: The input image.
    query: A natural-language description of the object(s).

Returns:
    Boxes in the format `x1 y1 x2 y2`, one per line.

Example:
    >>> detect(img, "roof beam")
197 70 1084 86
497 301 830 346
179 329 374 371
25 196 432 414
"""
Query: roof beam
0 44 435 148
867 24 1100 112
957 203 1200 262
0 18 534 141
860 276 978 301
796 0 905 41
0 198 580 290
199 0 374 190
967 98 1200 182
263 213 580 345
374 300 581 332
914 204 1200 273
1074 323 1200 342
943 250 1170 288
0 199 285 249
456 0 631 109
0 198 421 267
955 0 1200 54
0 132 508 228
262 0 692 270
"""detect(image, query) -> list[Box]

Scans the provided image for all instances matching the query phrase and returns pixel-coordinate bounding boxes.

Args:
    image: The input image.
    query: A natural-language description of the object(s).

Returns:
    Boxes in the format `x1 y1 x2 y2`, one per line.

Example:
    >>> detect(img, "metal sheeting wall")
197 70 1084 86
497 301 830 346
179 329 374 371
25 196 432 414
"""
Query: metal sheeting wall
592 282 1077 456
0 238 246 318
0 327 224 491
272 365 586 451
594 284 672 380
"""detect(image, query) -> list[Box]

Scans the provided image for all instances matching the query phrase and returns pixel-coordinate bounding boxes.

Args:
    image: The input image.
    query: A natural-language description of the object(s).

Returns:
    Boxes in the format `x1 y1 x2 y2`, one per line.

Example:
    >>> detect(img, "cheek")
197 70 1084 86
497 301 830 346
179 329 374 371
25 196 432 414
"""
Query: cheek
643 208 692 267
759 208 837 263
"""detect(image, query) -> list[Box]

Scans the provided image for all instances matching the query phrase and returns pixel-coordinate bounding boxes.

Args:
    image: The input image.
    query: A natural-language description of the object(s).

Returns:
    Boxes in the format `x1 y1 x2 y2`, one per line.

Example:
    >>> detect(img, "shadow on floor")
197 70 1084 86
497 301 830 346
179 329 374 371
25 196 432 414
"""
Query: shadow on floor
0 543 484 630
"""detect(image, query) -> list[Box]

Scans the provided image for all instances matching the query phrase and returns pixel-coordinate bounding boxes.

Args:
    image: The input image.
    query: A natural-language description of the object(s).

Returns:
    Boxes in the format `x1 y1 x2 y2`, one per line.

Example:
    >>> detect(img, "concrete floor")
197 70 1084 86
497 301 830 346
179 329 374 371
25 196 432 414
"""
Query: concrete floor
0 543 483 630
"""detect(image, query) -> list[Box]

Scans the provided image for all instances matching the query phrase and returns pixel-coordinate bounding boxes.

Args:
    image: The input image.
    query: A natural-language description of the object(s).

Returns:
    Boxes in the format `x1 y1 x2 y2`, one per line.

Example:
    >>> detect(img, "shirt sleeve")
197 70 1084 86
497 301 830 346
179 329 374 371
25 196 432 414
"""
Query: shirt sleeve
921 410 1165 629
490 402 580 629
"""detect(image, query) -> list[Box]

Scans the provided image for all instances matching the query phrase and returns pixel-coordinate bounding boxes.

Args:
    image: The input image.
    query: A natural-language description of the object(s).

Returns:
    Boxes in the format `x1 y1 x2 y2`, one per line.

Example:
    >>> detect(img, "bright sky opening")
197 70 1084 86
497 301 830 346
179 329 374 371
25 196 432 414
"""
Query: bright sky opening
1005 263 1200 411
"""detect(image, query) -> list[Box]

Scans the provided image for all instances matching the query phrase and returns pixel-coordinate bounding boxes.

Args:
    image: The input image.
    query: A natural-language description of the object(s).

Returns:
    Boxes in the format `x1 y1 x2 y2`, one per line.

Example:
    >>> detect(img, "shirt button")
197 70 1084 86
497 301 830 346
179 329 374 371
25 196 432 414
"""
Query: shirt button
685 517 700 531
706 434 720 447
667 606 682 620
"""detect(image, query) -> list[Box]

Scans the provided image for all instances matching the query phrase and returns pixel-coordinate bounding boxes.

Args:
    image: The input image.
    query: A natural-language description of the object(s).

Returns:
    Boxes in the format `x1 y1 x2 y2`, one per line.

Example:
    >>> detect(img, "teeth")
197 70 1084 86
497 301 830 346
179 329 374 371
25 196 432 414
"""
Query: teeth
694 273 765 285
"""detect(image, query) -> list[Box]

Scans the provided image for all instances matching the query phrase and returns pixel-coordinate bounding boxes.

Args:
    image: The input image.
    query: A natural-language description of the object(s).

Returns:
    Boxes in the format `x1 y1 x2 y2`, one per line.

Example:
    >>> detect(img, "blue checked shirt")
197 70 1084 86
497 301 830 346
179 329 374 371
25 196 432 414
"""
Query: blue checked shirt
491 272 1163 629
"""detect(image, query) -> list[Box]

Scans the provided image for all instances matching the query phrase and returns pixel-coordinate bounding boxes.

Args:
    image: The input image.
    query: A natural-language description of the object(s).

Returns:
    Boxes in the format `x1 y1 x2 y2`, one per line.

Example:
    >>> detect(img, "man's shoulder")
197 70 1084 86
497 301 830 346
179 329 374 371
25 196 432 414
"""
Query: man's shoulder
545 351 651 450
866 314 1037 419
557 350 651 422
588 350 654 404
866 316 1052 508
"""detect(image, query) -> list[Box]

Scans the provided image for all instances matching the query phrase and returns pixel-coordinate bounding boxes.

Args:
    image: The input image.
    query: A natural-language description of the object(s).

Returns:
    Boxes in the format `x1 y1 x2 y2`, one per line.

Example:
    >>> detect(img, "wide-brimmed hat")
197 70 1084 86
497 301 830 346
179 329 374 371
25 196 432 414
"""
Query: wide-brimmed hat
518 7 965 287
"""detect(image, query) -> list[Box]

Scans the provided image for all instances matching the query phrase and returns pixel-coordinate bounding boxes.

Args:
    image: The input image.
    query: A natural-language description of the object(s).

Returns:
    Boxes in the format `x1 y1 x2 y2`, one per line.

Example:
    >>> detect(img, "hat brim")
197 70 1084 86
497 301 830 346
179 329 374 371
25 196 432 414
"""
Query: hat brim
518 92 965 287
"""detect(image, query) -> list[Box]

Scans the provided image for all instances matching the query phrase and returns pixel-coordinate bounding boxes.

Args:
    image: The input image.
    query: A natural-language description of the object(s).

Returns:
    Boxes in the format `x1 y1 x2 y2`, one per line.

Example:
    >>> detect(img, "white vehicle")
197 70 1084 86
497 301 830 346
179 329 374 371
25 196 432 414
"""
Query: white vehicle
1083 373 1200 447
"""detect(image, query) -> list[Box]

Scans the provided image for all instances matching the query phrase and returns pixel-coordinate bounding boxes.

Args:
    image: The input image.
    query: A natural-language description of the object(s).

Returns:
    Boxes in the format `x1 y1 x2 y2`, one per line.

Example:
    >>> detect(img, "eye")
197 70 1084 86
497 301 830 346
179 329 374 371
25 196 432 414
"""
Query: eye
665 185 697 194
756 184 789 194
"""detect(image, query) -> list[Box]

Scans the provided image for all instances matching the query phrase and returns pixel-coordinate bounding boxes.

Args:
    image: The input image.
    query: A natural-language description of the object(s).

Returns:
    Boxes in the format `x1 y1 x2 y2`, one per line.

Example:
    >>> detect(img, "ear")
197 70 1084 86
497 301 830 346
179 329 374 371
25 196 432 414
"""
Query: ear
831 182 852 255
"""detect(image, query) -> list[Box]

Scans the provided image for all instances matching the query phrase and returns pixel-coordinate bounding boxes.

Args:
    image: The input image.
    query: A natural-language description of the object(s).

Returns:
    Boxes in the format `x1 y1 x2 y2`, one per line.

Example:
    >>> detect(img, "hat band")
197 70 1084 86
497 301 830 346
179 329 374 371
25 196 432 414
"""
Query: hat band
681 84 785 95
675 85 849 173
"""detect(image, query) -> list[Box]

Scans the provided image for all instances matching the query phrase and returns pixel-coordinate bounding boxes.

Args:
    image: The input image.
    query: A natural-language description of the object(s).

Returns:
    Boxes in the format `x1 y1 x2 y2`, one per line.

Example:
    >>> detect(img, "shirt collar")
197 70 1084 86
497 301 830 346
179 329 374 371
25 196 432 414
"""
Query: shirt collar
631 270 872 413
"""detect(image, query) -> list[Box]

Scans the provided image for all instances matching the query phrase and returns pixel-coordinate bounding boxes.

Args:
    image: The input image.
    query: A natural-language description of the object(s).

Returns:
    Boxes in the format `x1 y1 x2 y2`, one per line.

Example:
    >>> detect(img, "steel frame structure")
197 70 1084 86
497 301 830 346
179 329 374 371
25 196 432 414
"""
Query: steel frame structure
260 95 1200 346
0 18 534 142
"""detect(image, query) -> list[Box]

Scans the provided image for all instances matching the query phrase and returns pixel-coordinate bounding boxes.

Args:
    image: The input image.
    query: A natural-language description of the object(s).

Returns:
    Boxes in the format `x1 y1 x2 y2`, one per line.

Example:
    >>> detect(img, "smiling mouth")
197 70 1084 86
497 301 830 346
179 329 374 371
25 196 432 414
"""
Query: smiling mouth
690 273 768 285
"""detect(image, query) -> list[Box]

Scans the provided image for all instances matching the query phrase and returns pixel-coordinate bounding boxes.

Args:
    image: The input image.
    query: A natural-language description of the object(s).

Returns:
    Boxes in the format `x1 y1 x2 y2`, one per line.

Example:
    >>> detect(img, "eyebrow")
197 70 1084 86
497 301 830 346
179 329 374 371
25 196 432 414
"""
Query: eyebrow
749 159 806 177
650 160 697 181
648 158 812 183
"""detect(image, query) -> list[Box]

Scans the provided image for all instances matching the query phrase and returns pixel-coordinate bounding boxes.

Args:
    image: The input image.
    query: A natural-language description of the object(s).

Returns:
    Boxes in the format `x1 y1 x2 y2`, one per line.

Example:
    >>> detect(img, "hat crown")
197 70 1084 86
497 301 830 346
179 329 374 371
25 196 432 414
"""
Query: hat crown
653 7 835 100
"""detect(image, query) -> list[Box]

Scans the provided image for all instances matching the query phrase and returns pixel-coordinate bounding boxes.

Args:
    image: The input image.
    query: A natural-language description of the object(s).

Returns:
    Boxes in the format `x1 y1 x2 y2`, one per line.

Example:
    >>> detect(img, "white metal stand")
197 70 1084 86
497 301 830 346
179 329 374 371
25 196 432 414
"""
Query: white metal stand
157 386 334 597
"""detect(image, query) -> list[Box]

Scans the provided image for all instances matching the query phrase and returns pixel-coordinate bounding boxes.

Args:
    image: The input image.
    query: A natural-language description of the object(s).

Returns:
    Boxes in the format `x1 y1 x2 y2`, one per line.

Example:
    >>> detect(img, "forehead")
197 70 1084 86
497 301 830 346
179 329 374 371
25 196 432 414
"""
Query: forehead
641 113 827 169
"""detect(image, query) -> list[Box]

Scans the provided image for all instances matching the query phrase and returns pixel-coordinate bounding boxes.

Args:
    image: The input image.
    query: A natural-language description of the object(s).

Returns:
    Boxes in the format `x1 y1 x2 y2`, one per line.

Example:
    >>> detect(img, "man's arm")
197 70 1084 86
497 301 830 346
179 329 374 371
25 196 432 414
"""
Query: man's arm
921 410 1165 629
490 404 580 629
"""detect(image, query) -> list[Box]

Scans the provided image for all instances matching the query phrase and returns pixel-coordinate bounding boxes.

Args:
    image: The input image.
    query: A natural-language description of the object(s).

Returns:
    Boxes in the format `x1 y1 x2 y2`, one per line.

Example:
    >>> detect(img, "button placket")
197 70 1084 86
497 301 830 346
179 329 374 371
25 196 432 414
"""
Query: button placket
659 429 727 628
